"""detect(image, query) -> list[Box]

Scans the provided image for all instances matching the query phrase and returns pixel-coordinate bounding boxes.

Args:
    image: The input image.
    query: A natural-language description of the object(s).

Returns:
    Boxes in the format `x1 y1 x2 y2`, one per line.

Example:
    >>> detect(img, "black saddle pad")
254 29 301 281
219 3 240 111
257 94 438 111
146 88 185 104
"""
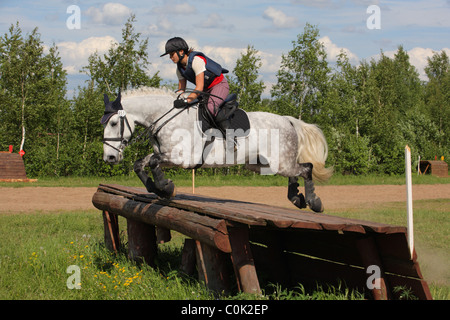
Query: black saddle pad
198 107 250 137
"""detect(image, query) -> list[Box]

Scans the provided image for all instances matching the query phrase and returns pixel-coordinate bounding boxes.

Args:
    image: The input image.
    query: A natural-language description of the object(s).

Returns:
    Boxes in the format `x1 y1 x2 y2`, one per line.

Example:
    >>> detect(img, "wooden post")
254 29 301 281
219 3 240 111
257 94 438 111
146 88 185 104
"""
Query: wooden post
195 240 230 294
180 238 197 276
156 227 171 244
228 226 261 294
265 232 290 287
102 211 120 253
126 218 157 267
356 236 390 300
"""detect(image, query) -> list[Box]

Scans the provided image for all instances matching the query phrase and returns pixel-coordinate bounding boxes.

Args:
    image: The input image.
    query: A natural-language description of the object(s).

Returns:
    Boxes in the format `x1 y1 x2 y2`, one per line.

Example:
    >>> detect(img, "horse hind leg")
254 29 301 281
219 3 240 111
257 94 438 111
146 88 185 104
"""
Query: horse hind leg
289 163 324 213
288 177 306 209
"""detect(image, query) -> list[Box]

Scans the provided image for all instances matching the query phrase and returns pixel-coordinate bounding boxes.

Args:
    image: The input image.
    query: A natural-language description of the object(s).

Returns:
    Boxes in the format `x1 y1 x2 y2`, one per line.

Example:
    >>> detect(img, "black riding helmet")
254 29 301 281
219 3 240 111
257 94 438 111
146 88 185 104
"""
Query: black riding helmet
160 37 189 58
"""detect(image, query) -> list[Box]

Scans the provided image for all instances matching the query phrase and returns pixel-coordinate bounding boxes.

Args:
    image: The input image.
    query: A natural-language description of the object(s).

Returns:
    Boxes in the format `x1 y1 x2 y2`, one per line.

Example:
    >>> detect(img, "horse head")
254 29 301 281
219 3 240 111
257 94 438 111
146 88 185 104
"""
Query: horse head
101 92 135 164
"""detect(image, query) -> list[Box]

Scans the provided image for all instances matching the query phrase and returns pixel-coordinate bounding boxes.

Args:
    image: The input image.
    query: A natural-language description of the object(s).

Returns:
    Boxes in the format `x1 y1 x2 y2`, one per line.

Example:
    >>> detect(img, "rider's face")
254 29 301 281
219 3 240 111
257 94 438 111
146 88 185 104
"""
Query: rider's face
169 50 185 64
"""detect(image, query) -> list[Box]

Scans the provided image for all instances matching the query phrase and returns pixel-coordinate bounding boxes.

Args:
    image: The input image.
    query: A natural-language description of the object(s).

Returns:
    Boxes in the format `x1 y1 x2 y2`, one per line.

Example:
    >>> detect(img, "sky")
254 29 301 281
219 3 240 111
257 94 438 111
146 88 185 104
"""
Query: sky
1 0 449 97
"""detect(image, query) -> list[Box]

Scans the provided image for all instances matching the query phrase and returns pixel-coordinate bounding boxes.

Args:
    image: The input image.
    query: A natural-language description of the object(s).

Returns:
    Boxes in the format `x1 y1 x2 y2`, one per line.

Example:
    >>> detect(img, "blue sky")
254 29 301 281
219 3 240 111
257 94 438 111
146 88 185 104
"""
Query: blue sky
1 0 449 97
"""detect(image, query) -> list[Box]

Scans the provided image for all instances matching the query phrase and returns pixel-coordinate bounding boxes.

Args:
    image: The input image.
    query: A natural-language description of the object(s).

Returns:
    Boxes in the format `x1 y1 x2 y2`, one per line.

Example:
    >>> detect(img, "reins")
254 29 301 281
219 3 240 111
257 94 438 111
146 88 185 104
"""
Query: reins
102 89 226 153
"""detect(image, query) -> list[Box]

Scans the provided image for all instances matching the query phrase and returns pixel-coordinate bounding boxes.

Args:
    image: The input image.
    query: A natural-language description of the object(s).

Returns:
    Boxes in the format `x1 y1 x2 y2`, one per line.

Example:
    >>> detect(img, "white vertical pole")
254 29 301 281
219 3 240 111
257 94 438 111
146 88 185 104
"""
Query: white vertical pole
405 145 414 257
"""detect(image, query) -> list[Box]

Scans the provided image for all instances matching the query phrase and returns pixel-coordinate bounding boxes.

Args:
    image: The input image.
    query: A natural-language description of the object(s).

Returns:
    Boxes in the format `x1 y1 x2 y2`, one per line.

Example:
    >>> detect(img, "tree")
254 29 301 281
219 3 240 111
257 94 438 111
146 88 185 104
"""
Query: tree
82 14 161 94
323 51 374 174
0 22 69 176
73 15 161 176
271 23 330 121
424 50 450 151
227 45 265 111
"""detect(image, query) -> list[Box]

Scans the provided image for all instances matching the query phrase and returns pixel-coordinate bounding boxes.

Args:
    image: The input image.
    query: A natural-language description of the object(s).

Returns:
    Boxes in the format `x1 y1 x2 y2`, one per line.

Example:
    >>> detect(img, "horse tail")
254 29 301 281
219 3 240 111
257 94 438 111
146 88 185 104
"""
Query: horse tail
285 116 333 183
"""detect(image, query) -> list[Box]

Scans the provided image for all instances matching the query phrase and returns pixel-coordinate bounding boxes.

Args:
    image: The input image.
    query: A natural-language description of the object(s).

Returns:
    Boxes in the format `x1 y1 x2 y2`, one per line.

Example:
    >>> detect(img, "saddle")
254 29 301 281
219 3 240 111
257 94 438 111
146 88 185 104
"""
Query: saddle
198 94 250 138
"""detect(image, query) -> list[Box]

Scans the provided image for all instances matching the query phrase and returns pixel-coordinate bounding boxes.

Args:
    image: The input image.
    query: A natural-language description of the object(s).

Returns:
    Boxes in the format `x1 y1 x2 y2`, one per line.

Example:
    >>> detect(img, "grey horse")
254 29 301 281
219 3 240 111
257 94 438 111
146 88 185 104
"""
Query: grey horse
101 88 332 212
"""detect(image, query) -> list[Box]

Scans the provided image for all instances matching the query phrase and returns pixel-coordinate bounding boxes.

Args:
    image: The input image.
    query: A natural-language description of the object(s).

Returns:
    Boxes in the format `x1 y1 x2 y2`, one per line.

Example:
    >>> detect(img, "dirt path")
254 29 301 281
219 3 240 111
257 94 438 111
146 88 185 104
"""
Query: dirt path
1 184 449 214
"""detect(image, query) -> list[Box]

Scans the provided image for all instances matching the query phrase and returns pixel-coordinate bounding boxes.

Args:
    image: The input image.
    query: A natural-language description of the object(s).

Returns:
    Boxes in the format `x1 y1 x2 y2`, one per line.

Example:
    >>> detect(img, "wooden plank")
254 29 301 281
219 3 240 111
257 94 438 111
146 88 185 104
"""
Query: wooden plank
251 243 368 291
102 211 120 253
156 227 171 244
195 240 231 294
94 184 431 300
356 236 391 300
386 273 433 300
97 184 404 234
98 184 267 226
228 226 261 294
180 239 196 276
92 191 231 253
251 228 364 267
127 218 157 267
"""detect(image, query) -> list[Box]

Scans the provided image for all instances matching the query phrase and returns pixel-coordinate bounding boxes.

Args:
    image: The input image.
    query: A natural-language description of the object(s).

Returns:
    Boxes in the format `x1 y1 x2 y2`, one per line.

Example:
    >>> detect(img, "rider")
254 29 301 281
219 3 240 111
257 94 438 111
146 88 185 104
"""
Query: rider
160 37 230 118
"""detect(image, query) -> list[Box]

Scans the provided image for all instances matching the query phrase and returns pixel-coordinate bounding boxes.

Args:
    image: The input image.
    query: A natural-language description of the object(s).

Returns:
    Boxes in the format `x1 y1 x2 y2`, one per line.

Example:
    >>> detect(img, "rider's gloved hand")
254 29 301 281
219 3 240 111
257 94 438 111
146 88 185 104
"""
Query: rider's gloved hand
174 98 188 109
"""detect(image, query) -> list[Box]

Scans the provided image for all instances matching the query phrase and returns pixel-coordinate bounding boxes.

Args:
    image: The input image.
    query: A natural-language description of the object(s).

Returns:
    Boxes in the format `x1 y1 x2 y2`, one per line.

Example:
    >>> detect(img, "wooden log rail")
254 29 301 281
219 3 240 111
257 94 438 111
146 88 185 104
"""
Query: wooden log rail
92 184 432 300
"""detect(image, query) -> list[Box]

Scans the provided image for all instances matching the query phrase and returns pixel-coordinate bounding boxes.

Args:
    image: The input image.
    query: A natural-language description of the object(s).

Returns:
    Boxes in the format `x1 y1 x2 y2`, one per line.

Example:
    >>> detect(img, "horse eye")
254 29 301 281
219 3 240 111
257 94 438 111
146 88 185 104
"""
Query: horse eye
110 122 118 127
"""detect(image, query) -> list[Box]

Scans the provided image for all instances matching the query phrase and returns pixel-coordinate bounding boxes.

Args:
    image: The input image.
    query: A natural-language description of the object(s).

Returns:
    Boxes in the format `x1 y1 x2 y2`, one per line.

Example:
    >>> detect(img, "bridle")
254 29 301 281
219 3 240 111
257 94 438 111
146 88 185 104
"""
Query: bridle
101 90 226 155
102 110 133 154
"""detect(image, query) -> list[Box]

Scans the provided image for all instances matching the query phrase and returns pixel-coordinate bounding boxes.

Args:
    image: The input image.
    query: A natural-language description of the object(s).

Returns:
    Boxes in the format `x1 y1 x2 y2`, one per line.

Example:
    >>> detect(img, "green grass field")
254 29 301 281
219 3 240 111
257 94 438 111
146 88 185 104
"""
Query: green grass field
0 173 448 300
1 171 449 188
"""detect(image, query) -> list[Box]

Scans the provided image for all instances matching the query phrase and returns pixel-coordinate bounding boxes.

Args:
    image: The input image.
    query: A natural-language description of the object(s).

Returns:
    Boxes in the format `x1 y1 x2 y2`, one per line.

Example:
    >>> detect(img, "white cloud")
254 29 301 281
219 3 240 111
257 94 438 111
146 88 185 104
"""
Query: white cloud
145 16 174 37
56 36 118 74
198 13 234 31
85 3 132 25
152 2 197 15
263 7 300 29
319 36 359 64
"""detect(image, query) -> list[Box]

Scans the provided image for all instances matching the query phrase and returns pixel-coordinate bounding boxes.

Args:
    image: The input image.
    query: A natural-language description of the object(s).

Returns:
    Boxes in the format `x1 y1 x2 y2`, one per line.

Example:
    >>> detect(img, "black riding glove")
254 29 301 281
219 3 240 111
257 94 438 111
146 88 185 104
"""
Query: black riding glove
174 99 188 109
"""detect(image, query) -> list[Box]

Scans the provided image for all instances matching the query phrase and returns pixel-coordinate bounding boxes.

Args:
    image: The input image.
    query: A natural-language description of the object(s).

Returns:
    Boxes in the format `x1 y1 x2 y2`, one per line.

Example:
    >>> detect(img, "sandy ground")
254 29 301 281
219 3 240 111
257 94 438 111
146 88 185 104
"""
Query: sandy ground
1 184 449 214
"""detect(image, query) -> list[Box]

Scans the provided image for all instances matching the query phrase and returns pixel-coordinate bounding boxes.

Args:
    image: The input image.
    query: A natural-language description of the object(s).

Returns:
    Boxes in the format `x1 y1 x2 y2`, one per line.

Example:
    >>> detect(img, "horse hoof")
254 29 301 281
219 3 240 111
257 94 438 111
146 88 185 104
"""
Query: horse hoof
171 186 177 198
290 194 306 209
156 180 176 199
308 197 324 213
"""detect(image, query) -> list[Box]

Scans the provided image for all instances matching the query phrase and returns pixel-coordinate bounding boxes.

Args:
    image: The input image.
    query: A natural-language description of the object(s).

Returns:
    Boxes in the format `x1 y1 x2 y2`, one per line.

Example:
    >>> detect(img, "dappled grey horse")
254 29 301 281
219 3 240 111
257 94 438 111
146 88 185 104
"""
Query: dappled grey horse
101 88 332 212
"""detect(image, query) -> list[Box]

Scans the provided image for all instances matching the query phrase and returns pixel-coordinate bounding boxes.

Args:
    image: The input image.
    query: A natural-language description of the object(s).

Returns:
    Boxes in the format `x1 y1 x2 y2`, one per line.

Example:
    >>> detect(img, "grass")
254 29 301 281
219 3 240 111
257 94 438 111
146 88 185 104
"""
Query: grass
1 171 448 188
0 211 366 300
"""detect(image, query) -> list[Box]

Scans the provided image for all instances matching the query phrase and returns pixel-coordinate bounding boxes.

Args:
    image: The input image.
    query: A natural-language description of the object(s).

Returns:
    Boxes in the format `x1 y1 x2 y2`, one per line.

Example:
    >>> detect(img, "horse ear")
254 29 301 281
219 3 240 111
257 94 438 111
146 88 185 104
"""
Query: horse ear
104 94 110 106
112 91 122 110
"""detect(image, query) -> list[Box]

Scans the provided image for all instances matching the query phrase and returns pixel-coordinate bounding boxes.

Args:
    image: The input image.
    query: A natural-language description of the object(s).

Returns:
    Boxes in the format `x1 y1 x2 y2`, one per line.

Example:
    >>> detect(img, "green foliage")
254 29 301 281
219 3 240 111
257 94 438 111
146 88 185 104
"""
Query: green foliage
81 14 161 94
271 23 330 122
0 20 448 177
227 45 265 111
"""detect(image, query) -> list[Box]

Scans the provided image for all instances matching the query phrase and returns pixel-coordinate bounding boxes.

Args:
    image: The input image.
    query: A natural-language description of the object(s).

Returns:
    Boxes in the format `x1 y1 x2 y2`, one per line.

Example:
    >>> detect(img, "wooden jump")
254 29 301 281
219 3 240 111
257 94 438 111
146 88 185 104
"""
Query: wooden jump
419 160 448 177
92 184 432 300
0 152 36 182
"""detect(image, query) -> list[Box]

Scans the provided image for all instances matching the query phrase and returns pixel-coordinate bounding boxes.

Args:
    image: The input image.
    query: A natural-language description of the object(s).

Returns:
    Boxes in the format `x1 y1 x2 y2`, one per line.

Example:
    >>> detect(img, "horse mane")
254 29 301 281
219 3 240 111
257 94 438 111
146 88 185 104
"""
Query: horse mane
122 86 177 99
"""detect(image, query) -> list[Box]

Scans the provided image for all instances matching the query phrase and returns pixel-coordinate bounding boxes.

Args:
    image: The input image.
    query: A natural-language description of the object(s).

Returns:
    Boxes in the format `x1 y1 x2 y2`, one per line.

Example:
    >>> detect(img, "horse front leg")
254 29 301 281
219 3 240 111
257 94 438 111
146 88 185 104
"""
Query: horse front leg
297 163 324 213
133 153 176 199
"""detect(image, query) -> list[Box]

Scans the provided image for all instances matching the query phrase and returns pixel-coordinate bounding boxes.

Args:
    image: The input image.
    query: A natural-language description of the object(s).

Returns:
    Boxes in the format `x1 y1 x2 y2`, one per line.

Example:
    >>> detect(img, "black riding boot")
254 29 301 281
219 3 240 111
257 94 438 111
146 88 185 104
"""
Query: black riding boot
217 118 237 151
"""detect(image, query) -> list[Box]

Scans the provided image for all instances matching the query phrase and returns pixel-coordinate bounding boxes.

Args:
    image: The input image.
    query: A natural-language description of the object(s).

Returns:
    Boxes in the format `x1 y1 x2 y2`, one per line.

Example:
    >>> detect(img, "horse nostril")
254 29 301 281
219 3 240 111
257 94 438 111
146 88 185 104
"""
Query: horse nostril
108 155 116 162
